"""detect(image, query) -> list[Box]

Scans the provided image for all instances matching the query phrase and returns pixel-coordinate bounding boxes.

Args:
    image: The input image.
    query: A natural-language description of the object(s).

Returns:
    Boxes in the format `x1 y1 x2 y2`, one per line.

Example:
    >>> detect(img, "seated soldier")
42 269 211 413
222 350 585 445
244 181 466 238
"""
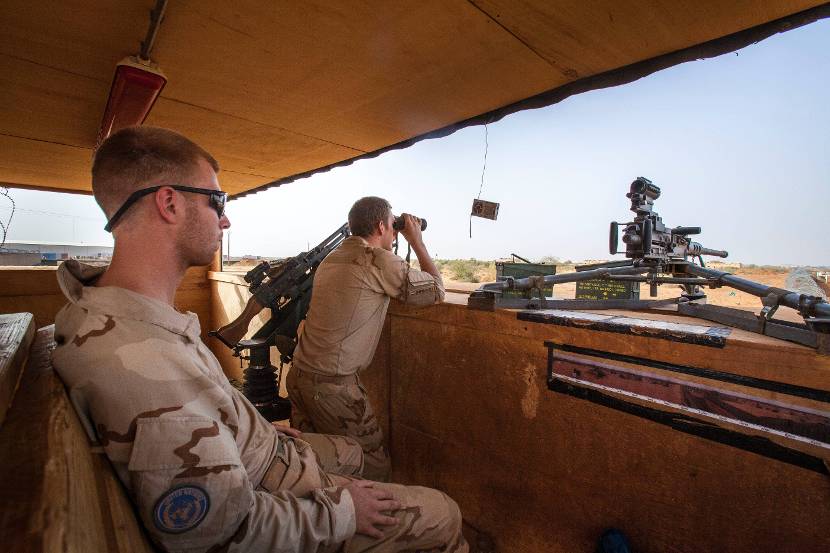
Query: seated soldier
289 197 445 482
51 126 468 553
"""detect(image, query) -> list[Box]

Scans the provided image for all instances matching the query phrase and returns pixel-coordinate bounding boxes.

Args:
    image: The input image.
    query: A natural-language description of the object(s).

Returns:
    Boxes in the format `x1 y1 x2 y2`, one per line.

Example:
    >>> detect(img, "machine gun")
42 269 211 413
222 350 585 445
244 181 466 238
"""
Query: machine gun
608 176 728 295
468 178 830 352
210 223 350 420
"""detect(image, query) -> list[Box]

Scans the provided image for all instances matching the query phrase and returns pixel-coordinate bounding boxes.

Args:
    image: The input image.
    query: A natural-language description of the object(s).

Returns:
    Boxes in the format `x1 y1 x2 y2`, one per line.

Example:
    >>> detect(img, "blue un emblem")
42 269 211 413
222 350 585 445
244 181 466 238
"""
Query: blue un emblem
153 485 210 533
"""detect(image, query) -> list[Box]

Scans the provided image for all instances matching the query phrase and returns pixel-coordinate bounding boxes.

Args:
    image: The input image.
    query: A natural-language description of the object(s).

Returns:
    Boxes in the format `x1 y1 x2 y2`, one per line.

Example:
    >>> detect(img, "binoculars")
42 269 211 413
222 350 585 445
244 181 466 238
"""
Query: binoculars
392 215 427 231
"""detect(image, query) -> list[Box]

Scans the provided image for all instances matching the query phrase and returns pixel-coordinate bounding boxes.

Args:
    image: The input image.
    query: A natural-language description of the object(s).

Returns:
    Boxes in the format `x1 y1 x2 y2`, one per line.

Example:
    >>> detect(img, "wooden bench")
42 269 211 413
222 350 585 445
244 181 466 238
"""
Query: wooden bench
0 313 154 552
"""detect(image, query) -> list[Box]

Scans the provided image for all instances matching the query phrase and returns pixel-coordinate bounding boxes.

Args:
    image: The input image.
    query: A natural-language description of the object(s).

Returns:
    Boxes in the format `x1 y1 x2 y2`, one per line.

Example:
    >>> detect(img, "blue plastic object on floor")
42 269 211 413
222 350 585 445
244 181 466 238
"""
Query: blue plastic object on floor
596 528 631 553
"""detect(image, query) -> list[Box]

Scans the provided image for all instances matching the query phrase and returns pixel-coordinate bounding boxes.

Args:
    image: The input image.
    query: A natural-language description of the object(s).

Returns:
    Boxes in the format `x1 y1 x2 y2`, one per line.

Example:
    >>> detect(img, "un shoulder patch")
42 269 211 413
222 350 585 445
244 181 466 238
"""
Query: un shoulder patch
153 485 210 533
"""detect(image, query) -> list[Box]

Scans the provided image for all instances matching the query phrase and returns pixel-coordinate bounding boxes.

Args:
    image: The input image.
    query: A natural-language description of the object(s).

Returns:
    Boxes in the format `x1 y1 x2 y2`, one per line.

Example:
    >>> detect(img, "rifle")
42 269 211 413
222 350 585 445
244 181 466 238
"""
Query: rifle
469 178 830 352
210 223 350 420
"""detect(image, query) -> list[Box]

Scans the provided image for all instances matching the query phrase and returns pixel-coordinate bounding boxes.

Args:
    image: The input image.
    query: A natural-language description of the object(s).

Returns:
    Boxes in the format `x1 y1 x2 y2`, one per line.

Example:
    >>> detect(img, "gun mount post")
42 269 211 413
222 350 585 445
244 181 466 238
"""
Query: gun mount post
238 338 291 421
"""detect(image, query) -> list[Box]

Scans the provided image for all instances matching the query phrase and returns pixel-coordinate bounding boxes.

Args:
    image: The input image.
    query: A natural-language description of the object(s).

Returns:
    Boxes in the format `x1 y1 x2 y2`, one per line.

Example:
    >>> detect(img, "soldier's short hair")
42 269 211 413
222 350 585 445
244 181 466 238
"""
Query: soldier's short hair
348 196 392 238
91 126 219 220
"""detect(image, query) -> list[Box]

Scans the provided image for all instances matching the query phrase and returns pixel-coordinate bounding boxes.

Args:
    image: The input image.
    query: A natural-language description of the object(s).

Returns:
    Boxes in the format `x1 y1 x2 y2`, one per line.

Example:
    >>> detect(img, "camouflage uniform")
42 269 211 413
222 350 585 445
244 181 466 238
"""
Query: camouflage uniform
52 261 465 553
290 236 445 482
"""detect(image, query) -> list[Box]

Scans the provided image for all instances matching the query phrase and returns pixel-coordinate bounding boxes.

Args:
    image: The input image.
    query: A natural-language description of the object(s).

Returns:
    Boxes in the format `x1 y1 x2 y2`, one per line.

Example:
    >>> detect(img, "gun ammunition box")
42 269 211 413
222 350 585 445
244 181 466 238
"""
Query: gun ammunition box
496 262 555 299
575 279 640 300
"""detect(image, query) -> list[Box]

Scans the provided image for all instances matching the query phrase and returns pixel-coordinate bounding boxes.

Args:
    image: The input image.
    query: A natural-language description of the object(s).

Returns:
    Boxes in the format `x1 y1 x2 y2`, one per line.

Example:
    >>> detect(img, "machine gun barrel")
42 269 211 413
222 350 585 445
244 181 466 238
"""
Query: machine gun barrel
684 263 830 318
686 243 728 258
481 265 651 293
607 275 706 284
696 247 728 258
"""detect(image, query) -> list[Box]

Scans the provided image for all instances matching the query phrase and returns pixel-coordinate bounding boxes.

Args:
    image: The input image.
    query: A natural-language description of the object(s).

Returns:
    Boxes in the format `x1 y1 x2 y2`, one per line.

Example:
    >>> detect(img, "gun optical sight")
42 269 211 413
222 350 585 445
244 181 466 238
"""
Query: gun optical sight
629 177 660 199
392 215 427 231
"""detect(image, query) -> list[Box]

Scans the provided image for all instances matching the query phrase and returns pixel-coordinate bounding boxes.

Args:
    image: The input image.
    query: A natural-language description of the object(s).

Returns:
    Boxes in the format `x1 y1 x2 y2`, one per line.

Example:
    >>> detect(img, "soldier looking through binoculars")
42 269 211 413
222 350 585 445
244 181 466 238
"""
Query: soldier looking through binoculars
289 196 445 481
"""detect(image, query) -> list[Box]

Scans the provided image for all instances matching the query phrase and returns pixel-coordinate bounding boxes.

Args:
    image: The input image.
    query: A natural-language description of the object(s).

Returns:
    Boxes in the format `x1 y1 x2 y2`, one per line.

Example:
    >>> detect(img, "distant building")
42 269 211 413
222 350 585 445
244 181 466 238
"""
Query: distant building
707 260 742 269
1 241 113 266
0 252 42 266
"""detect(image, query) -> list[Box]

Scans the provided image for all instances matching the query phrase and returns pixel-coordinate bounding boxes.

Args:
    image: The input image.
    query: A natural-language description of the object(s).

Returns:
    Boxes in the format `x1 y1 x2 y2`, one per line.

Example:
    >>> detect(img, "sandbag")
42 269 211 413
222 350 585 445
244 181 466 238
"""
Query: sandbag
785 268 826 300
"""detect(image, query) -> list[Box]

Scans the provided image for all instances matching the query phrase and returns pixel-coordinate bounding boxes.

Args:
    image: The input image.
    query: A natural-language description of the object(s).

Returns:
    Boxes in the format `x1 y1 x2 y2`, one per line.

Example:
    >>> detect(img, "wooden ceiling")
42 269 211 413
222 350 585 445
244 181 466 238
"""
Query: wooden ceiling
0 1 827 197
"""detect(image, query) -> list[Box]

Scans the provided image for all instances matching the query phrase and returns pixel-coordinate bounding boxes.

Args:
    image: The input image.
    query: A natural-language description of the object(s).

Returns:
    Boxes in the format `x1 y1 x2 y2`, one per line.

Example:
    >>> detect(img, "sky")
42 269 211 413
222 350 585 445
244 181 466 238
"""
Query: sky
2 19 828 266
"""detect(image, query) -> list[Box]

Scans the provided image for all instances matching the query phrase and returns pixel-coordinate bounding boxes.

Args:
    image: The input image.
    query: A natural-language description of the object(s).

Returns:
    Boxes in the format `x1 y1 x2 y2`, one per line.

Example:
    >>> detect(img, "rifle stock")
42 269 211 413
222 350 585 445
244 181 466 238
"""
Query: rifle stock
213 295 264 348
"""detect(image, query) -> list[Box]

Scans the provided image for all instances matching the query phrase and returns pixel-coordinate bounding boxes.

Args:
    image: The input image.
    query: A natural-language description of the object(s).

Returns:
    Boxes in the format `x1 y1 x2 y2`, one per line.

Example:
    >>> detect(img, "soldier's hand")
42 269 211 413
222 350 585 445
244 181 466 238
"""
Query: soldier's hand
399 213 423 247
346 480 401 539
271 421 302 438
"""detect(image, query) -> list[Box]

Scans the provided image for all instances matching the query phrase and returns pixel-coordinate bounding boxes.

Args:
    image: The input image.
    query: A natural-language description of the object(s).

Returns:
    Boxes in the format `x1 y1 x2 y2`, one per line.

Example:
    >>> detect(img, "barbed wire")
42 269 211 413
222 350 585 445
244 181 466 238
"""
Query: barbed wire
0 187 15 250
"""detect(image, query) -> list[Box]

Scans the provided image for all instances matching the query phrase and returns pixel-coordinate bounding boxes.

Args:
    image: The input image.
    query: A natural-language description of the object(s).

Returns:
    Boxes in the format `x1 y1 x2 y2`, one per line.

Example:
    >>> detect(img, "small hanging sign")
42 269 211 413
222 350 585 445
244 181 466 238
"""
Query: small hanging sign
471 199 500 220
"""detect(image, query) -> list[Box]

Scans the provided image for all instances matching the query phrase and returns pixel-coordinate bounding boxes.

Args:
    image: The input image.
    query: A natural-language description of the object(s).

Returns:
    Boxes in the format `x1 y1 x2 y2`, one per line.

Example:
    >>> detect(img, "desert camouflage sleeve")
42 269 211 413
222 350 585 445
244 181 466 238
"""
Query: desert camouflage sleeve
108 358 355 553
127 406 355 553
371 249 445 306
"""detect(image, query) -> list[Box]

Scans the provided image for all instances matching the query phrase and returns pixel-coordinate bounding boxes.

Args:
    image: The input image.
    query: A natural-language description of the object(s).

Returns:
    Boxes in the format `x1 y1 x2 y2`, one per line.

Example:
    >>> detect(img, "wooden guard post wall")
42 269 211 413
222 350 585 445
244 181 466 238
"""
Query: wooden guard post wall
0 265 214 336
210 276 830 552
378 300 830 552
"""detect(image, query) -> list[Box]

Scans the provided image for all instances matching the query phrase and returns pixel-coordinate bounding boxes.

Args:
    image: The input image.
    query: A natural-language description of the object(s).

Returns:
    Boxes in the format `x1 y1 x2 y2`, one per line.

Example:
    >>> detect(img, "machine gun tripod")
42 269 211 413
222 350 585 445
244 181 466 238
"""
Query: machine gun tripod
468 178 830 352
210 223 351 420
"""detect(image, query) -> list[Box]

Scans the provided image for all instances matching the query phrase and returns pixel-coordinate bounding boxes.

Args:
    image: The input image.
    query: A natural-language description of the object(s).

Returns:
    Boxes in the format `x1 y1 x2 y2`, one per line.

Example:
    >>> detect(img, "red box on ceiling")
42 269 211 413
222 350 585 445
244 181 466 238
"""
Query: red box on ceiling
97 57 166 146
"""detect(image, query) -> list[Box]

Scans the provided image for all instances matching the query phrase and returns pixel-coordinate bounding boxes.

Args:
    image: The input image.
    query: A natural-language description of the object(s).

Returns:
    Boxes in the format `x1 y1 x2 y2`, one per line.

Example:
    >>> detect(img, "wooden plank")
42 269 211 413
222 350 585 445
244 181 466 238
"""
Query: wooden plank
0 134 93 192
0 54 107 149
360 317 392 447
518 309 732 347
0 268 67 329
175 265 212 342
0 267 63 297
0 295 69 329
209 277 272 381
390 302 830 392
0 0 149 82
153 0 558 152
470 0 823 79
0 264 211 339
146 99 358 197
0 313 34 427
0 325 154 552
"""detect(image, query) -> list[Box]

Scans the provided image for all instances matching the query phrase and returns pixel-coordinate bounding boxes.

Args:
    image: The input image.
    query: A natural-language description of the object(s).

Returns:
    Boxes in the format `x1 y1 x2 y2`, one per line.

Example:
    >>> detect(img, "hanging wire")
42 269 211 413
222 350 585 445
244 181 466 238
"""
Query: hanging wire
470 122 489 238
0 205 99 221
139 0 168 61
477 123 489 200
0 187 15 250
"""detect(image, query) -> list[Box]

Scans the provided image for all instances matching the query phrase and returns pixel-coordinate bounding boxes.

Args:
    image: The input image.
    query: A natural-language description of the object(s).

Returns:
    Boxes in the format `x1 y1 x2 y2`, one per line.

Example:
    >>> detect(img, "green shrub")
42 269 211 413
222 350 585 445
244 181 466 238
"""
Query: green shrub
433 258 496 282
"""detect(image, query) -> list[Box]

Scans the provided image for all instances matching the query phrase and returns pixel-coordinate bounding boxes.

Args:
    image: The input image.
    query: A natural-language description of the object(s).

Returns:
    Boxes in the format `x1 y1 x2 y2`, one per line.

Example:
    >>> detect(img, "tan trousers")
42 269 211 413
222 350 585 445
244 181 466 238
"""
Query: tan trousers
288 366 391 482
260 435 468 553
330 480 468 553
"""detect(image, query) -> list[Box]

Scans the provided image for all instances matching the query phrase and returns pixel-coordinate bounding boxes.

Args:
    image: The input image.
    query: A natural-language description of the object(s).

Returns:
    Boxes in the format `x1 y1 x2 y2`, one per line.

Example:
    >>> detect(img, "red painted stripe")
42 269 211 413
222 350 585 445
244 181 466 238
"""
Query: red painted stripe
552 353 830 445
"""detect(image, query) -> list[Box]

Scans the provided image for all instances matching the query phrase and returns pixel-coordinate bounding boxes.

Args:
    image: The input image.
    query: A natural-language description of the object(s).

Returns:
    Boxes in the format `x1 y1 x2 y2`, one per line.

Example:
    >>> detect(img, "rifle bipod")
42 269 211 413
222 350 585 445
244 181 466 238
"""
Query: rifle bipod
237 337 292 422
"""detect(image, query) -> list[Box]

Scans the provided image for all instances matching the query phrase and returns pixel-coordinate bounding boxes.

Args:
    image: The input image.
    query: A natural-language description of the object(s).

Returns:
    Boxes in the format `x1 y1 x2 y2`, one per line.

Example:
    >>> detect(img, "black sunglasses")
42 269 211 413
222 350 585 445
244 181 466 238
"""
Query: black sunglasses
104 185 227 232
